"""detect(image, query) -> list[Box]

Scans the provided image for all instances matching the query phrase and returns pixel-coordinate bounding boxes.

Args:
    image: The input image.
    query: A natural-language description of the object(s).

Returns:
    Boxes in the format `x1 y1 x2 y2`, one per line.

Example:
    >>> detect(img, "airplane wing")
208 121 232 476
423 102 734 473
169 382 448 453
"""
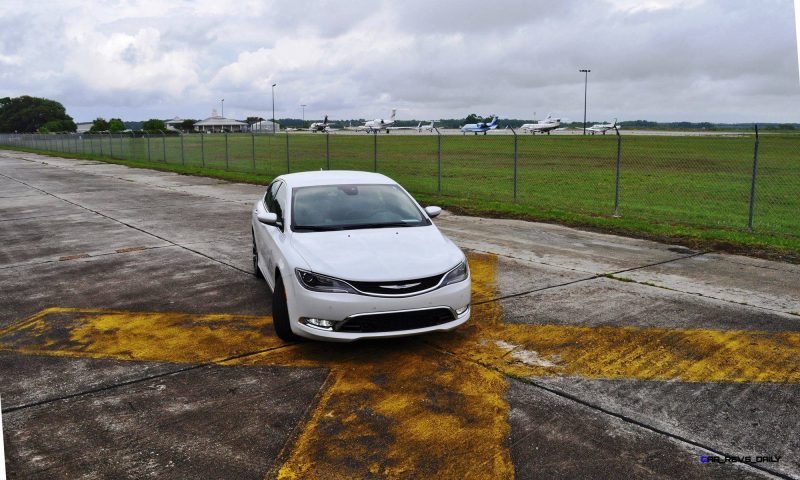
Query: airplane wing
386 126 418 130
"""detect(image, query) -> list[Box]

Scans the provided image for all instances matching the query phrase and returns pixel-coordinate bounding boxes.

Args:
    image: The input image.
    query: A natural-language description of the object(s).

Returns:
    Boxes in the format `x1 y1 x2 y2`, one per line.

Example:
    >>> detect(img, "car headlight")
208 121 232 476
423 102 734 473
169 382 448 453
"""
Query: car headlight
295 269 358 294
442 261 469 286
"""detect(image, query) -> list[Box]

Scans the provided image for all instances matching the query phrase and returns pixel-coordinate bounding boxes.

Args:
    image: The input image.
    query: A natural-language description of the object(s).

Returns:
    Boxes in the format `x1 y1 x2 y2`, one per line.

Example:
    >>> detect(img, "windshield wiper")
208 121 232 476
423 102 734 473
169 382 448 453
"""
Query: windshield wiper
340 222 416 230
293 225 345 232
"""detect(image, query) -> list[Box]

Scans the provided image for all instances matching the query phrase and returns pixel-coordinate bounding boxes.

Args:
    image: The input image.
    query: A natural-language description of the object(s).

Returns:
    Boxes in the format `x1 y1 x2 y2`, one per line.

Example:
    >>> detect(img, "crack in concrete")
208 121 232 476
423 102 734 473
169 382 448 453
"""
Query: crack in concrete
0 343 295 414
426 343 787 480
0 171 252 276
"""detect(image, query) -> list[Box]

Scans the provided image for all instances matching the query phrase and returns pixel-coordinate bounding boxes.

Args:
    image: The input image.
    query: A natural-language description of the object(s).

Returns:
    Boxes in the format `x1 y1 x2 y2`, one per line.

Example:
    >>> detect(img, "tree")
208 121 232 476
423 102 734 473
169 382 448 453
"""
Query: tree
108 118 125 133
40 118 77 133
89 117 109 133
180 119 197 132
464 113 481 124
142 119 166 133
0 95 75 133
246 116 265 126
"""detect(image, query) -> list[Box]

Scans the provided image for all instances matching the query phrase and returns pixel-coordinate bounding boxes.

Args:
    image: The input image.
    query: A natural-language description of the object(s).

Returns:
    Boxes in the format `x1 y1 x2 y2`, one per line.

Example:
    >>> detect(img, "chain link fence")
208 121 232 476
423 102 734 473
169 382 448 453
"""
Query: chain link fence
1 129 797 238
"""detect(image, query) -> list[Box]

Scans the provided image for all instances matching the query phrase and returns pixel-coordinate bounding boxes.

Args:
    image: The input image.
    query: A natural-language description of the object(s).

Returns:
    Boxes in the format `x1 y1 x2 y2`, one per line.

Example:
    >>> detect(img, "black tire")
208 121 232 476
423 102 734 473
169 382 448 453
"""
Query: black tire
252 232 264 279
272 275 300 342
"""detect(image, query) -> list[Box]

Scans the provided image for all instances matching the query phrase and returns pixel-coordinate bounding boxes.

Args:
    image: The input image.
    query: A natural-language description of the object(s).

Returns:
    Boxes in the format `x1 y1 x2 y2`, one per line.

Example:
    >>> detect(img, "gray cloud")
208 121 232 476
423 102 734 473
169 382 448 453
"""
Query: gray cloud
0 0 796 123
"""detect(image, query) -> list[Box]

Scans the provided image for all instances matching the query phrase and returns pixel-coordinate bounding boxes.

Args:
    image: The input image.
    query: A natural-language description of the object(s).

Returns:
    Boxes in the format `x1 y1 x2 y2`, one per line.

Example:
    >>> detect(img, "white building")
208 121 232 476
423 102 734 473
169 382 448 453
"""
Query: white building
165 117 185 132
76 122 93 134
251 119 281 133
194 110 249 133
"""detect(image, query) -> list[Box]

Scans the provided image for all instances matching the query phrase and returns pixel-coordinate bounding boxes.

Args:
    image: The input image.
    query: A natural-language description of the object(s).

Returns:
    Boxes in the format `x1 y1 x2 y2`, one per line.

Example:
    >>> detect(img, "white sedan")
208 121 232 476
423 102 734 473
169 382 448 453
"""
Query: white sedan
251 171 471 342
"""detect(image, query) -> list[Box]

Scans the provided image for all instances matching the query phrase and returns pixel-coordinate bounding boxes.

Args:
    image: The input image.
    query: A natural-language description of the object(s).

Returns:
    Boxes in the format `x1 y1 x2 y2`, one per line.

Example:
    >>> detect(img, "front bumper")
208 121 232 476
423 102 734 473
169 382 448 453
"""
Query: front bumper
286 273 471 342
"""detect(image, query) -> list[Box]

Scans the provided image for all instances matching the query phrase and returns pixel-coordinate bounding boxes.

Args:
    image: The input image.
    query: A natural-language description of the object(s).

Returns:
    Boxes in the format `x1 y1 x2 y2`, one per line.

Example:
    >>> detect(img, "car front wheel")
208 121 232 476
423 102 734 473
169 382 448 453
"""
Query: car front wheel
272 275 300 342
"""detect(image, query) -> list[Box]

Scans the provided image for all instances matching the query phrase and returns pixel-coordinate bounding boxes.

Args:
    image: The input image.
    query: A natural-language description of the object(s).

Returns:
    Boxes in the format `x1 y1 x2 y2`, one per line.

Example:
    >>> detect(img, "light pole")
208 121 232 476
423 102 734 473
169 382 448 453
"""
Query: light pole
300 104 307 127
271 84 277 134
220 98 224 118
579 69 590 135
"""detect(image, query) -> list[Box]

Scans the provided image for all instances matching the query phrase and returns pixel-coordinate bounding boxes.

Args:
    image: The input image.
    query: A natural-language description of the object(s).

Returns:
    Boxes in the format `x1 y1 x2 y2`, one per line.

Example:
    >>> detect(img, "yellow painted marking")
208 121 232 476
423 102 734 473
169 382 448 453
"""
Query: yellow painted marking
2 253 800 478
0 308 279 363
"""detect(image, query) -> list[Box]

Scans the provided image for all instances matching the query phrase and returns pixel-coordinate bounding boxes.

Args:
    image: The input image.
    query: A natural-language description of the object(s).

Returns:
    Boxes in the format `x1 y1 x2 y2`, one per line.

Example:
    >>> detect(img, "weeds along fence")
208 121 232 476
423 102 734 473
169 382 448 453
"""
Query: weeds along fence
0 129 797 238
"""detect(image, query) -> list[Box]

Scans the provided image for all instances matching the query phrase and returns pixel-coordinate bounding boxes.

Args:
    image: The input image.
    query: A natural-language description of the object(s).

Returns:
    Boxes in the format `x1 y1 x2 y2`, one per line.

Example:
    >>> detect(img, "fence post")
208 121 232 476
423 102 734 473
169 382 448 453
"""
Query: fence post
435 127 442 193
613 127 622 217
109 133 114 157
326 133 330 170
160 130 166 163
225 133 229 170
180 133 185 165
90 135 95 156
74 135 78 154
201 133 205 167
373 132 378 172
251 132 256 172
286 132 291 173
748 125 760 231
146 134 151 162
508 126 518 202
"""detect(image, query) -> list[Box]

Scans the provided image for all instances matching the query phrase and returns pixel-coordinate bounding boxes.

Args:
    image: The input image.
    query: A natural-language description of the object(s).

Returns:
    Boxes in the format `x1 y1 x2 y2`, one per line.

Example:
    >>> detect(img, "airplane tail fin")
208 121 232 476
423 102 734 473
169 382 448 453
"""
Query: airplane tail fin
417 122 422 131
390 109 396 121
489 116 498 126
323 115 328 124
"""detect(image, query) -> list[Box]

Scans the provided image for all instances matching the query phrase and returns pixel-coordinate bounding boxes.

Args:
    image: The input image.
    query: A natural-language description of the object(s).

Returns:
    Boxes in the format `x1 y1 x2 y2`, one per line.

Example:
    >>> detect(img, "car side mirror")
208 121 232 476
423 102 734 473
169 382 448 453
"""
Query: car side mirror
425 206 442 218
257 211 279 225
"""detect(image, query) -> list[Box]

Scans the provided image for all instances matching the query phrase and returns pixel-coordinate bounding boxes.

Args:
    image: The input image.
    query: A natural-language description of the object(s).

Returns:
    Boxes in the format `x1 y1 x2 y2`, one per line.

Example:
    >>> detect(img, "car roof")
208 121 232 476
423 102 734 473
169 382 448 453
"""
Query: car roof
275 170 397 188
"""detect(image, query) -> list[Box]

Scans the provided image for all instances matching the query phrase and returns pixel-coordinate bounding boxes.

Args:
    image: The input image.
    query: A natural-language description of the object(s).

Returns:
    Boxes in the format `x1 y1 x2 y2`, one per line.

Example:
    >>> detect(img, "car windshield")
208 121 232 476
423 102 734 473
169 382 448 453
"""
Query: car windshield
292 184 430 231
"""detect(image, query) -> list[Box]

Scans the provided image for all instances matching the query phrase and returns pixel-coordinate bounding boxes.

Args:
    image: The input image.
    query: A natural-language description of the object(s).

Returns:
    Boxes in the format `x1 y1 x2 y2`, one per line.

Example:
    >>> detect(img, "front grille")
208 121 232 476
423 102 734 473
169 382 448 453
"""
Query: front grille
337 308 455 333
348 273 444 296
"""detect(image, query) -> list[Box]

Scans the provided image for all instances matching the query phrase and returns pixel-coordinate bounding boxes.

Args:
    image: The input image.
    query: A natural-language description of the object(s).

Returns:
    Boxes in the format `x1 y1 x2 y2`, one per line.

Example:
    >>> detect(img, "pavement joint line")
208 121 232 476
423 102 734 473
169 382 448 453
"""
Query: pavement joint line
472 251 709 308
0 343 295 415
602 273 800 318
453 242 604 276
28 156 256 205
0 244 176 271
0 212 90 223
0 171 253 276
425 342 788 480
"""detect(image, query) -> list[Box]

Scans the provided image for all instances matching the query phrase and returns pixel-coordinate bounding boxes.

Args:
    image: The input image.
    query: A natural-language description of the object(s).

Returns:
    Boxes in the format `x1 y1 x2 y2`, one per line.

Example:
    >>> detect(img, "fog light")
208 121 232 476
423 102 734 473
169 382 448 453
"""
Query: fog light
456 305 470 315
301 317 337 330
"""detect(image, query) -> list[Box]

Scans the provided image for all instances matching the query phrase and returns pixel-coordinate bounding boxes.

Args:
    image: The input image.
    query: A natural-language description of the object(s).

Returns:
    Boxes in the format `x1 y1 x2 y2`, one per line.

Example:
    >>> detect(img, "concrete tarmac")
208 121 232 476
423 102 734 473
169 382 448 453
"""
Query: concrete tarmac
1 151 797 479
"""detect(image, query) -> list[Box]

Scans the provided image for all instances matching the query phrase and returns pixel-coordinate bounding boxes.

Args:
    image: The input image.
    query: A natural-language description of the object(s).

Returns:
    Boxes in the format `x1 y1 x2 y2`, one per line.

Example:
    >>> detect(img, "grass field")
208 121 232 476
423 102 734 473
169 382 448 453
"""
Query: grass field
3 132 799 259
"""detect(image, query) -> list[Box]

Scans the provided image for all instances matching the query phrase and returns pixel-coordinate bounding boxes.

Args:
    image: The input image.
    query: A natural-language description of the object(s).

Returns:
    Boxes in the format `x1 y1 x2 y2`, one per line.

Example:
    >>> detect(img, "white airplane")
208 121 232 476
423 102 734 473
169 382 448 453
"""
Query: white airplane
460 116 498 135
587 118 619 135
418 121 436 132
351 109 397 133
520 114 561 135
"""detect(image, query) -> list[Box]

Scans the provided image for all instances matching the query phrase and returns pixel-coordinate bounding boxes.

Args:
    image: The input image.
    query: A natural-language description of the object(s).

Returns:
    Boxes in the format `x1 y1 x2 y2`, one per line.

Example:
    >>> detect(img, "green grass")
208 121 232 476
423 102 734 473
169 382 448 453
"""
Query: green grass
2 132 799 261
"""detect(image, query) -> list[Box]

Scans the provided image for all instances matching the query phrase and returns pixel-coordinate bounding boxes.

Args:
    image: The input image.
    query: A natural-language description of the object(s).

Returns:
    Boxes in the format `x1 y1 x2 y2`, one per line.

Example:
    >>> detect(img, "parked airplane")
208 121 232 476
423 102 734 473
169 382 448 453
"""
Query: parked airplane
350 109 397 133
304 115 336 133
418 121 436 132
460 116 498 135
587 118 619 135
520 114 561 135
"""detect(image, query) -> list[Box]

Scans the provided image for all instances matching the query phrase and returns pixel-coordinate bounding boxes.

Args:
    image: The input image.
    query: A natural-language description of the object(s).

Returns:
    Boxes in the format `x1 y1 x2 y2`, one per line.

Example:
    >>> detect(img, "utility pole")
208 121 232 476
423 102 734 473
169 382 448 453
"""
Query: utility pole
579 69 590 135
272 84 277 134
300 104 307 127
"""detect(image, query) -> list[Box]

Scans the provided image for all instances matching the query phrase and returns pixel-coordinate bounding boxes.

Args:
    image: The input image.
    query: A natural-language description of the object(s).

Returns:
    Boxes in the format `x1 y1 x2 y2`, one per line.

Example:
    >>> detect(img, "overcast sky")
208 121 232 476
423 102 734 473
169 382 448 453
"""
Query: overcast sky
1 0 797 123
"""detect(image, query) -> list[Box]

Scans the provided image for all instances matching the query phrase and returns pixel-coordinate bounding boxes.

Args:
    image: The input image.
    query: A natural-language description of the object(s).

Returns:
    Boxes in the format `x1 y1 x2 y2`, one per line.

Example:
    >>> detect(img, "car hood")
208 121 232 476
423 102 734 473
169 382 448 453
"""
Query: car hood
290 225 464 281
